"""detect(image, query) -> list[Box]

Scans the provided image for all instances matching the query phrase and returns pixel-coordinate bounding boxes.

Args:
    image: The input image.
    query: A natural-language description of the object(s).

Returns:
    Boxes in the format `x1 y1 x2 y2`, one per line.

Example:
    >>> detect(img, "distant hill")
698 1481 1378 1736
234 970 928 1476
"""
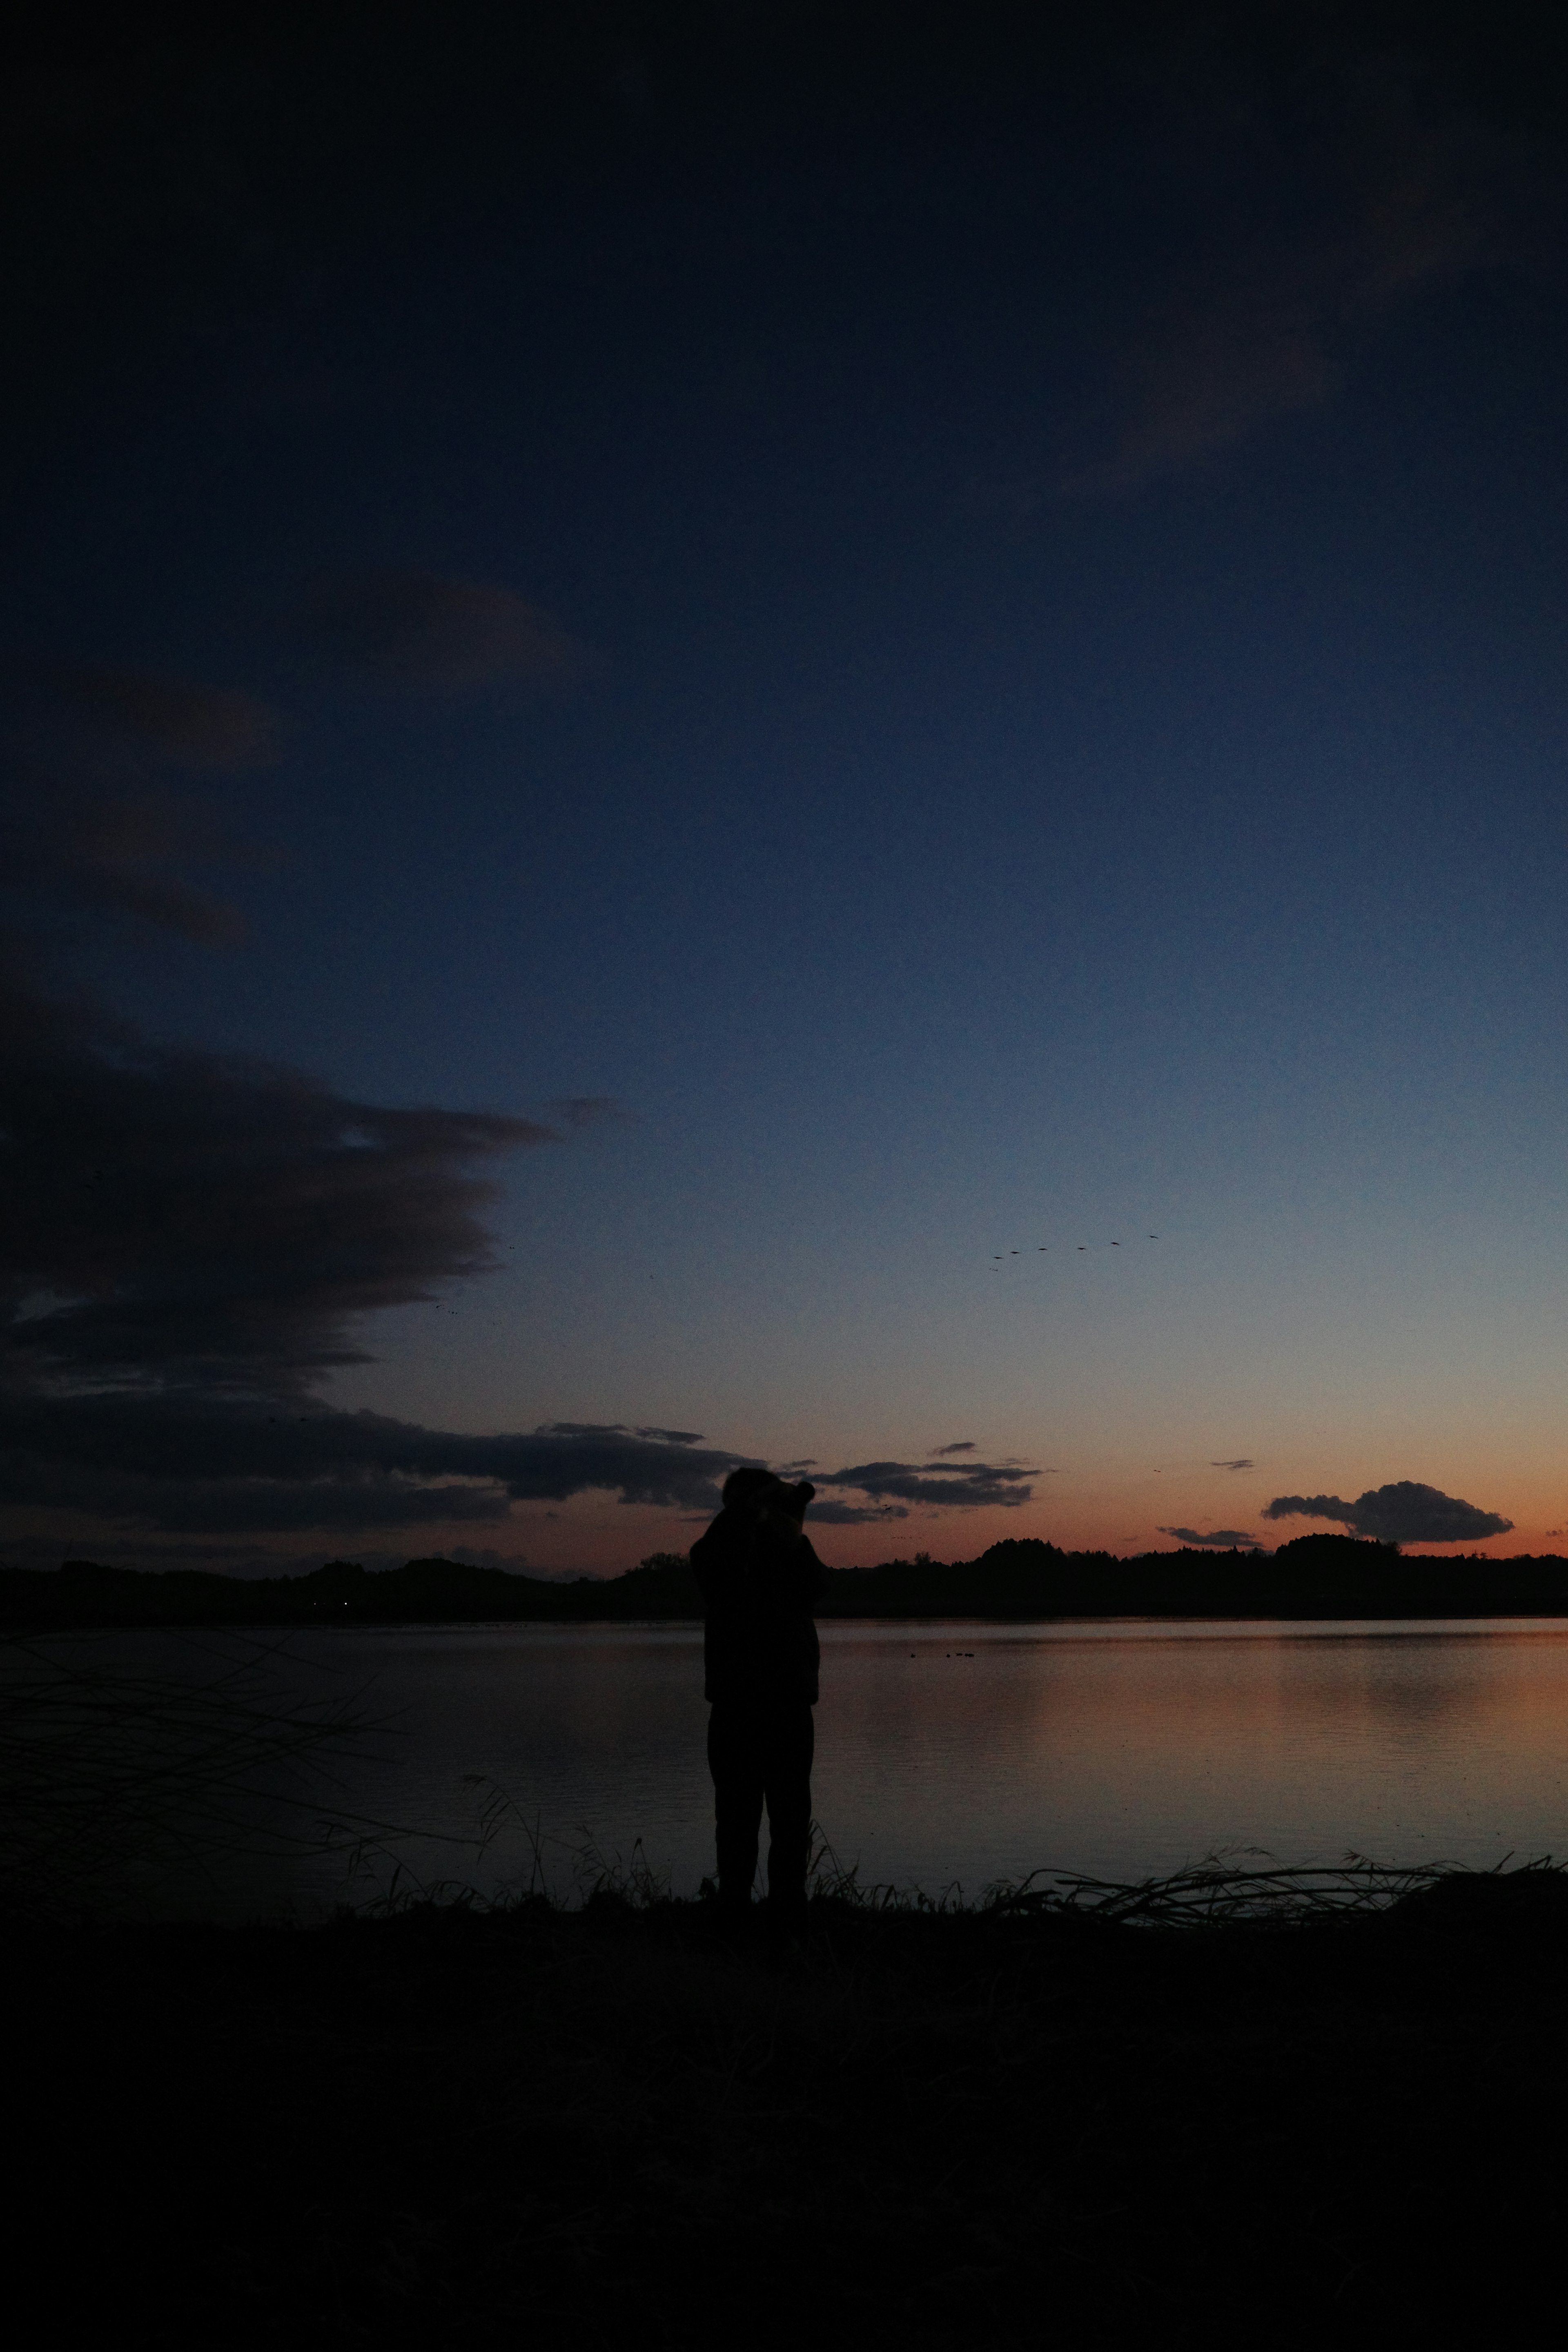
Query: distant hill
4 1532 1568 1627
0 1552 704 1630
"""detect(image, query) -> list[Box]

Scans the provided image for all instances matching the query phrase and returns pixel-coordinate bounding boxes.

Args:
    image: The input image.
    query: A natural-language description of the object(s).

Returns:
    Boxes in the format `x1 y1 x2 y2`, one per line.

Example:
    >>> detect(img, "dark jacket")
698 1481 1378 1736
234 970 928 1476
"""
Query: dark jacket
690 1505 826 1706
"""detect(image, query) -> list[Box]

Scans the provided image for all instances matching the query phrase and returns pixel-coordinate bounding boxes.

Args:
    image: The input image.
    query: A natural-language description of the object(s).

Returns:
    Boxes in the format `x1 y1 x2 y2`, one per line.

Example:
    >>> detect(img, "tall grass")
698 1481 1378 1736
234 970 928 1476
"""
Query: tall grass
340 1793 1563 1929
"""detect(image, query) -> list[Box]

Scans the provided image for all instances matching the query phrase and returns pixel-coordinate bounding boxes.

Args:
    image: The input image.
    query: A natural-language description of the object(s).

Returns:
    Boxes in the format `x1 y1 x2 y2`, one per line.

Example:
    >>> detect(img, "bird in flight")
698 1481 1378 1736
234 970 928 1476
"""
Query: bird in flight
989 1234 1161 1260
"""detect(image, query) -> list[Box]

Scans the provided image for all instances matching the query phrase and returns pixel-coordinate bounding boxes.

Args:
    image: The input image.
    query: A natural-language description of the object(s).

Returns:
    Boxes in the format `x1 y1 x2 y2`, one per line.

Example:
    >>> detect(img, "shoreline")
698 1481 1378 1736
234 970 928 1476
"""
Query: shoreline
13 1606 1568 1634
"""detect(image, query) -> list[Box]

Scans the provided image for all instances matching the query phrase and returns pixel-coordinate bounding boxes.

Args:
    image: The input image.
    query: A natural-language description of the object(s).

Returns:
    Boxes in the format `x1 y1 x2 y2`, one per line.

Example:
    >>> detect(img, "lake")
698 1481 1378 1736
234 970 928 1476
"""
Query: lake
19 1617 1568 1916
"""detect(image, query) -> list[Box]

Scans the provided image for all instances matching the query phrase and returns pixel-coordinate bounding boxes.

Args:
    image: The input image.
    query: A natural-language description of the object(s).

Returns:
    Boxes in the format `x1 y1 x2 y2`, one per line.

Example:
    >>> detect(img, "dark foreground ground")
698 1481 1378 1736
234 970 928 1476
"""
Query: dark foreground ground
11 1871 1568 2349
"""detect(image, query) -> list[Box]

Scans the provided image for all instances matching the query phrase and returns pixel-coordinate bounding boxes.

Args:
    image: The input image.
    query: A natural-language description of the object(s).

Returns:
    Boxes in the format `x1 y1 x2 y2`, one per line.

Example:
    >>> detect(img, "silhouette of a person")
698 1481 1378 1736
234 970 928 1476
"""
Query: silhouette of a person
690 1468 825 1933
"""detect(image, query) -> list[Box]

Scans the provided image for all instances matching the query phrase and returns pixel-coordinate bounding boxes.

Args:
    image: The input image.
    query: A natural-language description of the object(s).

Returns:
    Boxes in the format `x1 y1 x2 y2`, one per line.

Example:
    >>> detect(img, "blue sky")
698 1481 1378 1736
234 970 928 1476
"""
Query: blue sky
4 4 1567 1569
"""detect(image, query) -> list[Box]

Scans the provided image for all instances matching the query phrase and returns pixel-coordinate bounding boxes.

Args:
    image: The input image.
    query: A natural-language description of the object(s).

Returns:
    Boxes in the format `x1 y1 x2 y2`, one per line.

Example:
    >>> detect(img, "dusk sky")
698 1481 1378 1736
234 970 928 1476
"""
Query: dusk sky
5 2 1567 1573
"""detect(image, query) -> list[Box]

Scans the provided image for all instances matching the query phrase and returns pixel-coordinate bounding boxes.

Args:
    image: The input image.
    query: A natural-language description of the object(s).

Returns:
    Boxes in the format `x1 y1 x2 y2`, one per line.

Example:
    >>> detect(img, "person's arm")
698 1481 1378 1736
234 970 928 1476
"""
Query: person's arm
690 1510 742 1609
795 1535 828 1606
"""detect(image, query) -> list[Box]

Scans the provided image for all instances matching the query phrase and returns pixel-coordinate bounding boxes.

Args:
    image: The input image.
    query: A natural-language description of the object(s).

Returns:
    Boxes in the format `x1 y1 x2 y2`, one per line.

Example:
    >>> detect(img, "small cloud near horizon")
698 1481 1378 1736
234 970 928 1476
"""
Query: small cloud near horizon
1212 1458 1254 1472
1159 1526 1263 1548
929 1439 977 1455
1263 1481 1513 1545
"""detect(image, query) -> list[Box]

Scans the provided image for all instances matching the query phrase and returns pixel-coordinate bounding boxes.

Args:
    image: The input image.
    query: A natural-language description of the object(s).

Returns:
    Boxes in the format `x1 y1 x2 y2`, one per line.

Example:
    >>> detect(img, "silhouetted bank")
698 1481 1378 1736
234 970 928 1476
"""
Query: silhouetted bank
9 1870 1568 2348
8 1532 1568 1628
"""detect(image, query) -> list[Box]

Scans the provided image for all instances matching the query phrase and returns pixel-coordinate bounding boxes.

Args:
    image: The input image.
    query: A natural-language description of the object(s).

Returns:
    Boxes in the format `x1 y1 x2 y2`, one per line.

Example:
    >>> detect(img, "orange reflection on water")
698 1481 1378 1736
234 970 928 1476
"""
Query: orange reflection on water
812 1620 1568 1895
31 1620 1568 1914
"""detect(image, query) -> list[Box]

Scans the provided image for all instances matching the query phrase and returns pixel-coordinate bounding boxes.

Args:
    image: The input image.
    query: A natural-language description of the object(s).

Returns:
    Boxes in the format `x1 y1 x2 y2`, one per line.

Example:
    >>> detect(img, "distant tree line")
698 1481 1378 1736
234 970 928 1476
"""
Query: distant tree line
6 1534 1568 1628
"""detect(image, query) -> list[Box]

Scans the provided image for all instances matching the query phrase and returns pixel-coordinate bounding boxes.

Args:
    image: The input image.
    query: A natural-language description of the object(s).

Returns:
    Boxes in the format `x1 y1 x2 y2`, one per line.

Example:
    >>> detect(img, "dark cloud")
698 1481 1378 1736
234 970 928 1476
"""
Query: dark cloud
816 1458 1036 1511
0 958 720 1545
1159 1526 1263 1548
1263 1483 1514 1545
1212 1458 1254 1472
40 666 283 770
543 1423 725 1460
0 957 558 1394
0 1394 748 1533
806 1497 910 1526
929 1439 977 1455
293 572 598 690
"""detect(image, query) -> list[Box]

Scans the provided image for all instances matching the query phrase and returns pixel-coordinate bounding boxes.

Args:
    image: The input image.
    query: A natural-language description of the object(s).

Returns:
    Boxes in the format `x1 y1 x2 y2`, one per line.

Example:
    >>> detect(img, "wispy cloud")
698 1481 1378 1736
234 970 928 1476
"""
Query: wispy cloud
958 41 1526 512
11 790 257 946
40 665 283 770
548 1096 635 1130
1263 1482 1513 1545
1067 90 1507 497
292 572 598 690
2 664 287 945
1211 1458 1254 1472
815 1458 1037 1511
929 1439 977 1455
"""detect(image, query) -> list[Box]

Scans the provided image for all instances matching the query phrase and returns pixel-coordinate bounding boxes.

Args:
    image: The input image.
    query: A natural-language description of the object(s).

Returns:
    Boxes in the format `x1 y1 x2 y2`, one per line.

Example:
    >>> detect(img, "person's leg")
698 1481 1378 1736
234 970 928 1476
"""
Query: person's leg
761 1704 815 1929
707 1704 764 1911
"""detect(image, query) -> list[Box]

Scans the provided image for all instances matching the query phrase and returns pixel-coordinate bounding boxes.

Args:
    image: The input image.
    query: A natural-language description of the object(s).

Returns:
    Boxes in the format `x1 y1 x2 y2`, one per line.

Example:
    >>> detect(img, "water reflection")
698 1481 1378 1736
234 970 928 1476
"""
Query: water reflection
14 1618 1568 1915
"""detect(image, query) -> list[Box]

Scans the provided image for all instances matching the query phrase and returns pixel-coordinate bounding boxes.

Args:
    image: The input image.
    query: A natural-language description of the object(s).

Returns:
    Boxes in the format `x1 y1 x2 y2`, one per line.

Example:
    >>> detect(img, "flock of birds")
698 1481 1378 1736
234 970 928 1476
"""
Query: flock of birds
990 1236 1160 1264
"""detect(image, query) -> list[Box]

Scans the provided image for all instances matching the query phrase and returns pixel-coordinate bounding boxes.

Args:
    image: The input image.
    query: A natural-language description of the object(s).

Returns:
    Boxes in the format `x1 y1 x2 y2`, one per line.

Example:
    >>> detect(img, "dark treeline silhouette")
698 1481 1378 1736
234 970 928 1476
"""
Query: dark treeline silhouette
8 1532 1568 1628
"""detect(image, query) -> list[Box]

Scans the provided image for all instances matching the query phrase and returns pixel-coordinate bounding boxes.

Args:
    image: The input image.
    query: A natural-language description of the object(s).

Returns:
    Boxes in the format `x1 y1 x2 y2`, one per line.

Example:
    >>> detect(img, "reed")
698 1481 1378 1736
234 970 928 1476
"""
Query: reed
978 1851 1530 1925
343 1796 1565 1929
0 1629 418 1923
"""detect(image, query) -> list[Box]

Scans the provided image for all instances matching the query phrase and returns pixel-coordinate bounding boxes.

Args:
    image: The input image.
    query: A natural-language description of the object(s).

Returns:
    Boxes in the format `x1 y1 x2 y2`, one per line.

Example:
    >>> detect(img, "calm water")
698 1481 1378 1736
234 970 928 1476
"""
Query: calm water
25 1618 1568 1915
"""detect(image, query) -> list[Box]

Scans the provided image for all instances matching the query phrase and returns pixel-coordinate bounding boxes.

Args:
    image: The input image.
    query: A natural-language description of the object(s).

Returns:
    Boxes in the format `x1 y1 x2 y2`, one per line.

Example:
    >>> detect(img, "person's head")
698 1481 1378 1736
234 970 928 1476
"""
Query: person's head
721 1468 815 1527
722 1466 780 1513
